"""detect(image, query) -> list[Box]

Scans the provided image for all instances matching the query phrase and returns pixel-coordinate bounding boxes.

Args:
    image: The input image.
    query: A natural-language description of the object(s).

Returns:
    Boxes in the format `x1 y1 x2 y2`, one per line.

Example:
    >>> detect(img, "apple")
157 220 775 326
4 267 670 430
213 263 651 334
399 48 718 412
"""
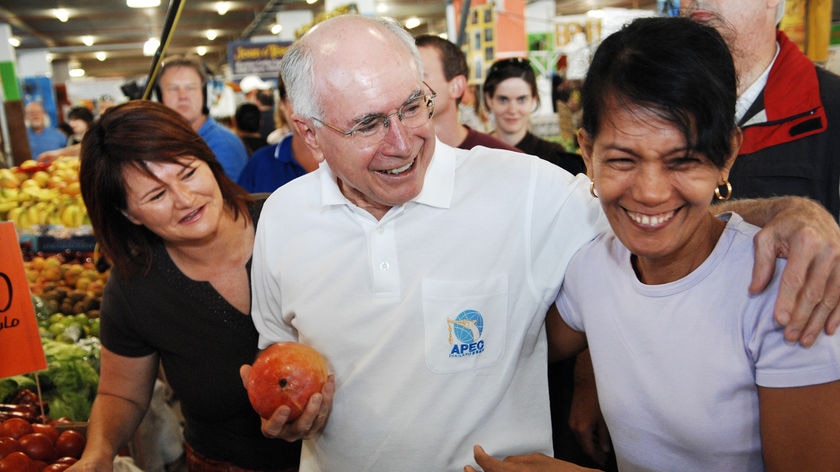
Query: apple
246 342 329 421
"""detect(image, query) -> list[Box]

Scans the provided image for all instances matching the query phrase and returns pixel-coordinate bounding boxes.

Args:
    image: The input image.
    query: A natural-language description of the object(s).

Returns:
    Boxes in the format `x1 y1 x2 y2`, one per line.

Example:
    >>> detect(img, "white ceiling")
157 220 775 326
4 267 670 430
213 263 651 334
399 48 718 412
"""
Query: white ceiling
1 0 449 80
2 0 836 82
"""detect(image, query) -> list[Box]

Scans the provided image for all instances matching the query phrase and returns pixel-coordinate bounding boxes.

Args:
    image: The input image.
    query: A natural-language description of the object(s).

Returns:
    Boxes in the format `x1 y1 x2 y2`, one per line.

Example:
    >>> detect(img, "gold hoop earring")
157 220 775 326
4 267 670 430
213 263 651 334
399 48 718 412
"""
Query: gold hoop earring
589 180 598 199
715 180 732 201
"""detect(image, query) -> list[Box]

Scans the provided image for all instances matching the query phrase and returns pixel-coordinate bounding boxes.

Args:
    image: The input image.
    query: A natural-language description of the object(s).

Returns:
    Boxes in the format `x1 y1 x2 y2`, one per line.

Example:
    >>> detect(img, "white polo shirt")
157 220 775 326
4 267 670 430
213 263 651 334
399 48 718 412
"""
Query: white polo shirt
251 139 605 471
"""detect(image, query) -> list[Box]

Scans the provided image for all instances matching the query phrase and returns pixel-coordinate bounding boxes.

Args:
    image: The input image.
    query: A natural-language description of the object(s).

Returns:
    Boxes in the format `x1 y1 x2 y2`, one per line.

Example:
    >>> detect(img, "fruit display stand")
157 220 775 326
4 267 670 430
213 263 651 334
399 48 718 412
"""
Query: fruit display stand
1 158 182 469
2 156 97 283
0 250 157 470
1 155 104 323
0 157 105 469
0 158 88 232
0 306 100 470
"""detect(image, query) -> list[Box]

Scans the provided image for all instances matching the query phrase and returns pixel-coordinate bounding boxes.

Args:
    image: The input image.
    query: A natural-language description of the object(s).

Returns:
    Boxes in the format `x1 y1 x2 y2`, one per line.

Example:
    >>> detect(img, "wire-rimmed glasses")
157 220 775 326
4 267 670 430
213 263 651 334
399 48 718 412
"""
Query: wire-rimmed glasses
310 82 436 144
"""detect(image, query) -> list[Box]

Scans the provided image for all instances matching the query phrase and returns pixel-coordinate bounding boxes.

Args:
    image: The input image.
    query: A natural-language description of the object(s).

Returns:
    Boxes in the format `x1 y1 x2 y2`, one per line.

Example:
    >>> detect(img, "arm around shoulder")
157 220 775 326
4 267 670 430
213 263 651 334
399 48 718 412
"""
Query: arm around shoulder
716 196 840 345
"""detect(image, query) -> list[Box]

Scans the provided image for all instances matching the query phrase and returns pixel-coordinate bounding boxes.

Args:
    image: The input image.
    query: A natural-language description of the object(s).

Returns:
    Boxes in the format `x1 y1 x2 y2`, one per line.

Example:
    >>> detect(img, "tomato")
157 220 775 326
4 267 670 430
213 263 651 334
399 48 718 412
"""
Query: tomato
0 437 20 460
30 424 59 445
0 451 32 471
54 456 77 465
47 418 71 427
19 432 55 462
53 430 85 459
0 418 33 440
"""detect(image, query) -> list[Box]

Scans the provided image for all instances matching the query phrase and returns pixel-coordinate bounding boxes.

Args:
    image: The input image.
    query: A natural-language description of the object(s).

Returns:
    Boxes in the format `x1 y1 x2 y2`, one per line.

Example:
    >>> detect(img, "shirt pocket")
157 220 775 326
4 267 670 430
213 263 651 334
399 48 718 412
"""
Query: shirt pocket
422 275 508 374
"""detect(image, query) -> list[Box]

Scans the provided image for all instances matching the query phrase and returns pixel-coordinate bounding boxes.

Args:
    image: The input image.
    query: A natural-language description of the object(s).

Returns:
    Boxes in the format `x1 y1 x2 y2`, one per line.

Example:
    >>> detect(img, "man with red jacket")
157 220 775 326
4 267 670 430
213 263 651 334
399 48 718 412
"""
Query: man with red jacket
689 0 840 219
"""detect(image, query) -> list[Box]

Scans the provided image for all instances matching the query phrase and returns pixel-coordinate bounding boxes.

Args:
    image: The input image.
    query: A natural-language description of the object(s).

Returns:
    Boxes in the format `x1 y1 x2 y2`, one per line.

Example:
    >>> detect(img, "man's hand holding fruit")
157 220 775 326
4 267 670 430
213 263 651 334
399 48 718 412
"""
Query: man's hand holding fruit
240 342 335 441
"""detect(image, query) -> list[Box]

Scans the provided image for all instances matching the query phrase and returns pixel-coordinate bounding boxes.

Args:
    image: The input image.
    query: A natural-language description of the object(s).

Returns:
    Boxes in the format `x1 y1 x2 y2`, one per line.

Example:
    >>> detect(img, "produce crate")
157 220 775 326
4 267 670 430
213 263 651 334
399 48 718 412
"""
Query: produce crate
36 234 97 253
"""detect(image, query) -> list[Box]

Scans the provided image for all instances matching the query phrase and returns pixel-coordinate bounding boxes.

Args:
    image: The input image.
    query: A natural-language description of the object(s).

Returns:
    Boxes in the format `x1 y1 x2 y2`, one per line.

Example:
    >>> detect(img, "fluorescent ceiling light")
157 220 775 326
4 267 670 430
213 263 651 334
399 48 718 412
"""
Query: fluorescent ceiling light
8 37 20 47
405 17 421 29
196 46 208 56
95 51 107 61
143 37 160 56
216 1 231 15
205 29 219 41
127 0 161 8
69 67 85 78
53 8 70 22
82 35 94 46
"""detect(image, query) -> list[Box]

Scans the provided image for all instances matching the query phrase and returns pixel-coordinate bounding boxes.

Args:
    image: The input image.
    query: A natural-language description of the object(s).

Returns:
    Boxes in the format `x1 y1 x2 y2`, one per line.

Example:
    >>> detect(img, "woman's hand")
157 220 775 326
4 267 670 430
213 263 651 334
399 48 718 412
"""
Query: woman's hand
465 445 599 472
64 452 116 471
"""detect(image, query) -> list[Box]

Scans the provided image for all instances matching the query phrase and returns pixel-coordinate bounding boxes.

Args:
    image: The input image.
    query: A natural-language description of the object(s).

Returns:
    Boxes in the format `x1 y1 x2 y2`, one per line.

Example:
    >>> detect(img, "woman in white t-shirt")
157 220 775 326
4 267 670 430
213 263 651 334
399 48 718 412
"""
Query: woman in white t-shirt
469 16 840 472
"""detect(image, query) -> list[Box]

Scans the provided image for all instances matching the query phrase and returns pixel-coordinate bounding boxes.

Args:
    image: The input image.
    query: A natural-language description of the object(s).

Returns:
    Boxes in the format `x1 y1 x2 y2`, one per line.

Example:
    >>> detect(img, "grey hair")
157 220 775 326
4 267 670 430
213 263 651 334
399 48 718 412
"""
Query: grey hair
280 15 423 123
775 1 785 24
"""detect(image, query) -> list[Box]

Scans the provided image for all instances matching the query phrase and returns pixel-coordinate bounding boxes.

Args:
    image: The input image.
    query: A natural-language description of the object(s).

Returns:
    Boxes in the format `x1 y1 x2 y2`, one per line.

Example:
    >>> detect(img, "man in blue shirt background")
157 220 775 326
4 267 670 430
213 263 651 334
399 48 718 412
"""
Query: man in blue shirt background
156 55 248 181
237 75 317 193
25 101 67 159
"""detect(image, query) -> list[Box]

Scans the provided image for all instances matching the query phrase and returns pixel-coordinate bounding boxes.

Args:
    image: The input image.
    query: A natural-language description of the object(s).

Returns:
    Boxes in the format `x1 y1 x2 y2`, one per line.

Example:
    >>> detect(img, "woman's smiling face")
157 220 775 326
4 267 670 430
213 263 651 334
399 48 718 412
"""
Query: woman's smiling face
485 77 534 136
580 98 733 269
121 157 225 245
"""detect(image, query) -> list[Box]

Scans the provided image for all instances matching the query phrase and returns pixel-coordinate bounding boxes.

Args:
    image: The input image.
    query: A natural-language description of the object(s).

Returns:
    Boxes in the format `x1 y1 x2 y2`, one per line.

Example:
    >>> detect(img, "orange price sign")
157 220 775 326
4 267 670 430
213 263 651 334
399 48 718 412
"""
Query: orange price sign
0 221 47 378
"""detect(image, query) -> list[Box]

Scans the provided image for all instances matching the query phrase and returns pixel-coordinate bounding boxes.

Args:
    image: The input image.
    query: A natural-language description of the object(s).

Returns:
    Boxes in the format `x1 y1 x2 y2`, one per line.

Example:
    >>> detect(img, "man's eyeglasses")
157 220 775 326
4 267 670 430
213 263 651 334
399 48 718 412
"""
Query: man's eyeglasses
311 82 436 143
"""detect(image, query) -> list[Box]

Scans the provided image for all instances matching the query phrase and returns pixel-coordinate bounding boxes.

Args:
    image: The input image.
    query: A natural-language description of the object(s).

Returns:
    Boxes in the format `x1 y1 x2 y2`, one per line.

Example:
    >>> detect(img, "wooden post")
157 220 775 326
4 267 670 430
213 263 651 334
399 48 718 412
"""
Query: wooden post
4 100 33 165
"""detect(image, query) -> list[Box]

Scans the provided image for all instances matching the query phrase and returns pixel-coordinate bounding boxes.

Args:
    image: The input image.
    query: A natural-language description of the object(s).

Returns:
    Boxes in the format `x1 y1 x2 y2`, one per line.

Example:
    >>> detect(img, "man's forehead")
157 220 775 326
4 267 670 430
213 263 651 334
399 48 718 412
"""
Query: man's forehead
322 78 421 117
161 66 201 83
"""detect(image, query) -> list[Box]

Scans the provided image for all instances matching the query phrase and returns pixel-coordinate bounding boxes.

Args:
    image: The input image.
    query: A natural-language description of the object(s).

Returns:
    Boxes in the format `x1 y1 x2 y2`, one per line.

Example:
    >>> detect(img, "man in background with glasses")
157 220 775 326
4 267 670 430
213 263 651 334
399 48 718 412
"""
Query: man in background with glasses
155 55 249 181
244 13 840 472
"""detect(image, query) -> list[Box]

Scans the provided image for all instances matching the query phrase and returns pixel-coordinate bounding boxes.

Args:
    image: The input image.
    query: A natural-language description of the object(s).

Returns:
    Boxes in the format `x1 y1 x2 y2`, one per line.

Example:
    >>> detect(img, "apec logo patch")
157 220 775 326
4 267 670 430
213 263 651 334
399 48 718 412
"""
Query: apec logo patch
447 309 485 358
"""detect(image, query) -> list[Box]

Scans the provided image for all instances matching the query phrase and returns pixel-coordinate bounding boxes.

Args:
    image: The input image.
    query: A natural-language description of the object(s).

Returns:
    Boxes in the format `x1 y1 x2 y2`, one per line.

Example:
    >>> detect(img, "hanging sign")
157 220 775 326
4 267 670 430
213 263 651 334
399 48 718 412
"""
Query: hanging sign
226 40 291 77
0 221 47 378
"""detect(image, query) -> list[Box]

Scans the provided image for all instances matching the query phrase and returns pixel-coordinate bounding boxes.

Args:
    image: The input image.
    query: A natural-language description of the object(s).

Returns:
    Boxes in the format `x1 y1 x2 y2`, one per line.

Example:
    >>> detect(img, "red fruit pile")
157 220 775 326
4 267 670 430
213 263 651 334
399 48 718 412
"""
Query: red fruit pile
0 417 85 471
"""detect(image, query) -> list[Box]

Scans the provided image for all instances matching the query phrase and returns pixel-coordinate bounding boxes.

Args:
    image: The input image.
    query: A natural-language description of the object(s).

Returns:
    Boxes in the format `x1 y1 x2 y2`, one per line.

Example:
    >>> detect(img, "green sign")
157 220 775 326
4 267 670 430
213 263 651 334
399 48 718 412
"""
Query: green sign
0 61 21 101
